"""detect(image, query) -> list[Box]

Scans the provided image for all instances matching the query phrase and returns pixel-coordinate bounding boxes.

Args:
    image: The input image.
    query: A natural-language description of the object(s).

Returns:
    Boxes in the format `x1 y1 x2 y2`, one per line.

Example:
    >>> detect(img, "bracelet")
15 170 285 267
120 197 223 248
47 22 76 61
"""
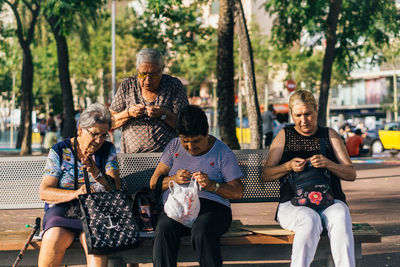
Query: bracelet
126 108 131 117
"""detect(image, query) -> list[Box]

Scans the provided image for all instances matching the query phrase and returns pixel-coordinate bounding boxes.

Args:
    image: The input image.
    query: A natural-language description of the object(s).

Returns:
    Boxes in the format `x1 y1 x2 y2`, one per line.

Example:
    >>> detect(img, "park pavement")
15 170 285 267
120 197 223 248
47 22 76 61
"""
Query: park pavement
0 155 399 266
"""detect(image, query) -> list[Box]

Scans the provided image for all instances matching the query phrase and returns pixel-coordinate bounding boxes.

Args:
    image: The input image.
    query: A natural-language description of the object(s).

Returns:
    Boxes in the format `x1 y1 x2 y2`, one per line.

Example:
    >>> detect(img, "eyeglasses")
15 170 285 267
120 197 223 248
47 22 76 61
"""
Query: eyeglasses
85 129 109 140
137 72 162 79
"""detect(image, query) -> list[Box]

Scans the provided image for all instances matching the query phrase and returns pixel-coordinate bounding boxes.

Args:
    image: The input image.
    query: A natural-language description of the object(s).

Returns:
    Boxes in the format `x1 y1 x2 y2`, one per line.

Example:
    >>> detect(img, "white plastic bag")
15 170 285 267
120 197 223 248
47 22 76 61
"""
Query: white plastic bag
164 179 200 227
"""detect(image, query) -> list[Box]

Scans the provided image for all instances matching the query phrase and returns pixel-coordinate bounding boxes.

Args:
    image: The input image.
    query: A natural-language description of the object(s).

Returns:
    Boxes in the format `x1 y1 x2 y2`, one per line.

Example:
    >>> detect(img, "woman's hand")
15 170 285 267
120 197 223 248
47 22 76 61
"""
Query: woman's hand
145 105 165 119
309 154 329 169
192 171 211 190
74 184 95 198
127 104 146 118
289 157 308 173
173 169 192 184
81 156 100 179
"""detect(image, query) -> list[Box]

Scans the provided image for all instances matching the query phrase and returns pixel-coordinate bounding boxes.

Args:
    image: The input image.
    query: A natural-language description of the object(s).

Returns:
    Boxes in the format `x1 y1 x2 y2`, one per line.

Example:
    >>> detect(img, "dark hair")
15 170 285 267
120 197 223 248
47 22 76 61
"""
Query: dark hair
176 105 209 137
355 129 362 135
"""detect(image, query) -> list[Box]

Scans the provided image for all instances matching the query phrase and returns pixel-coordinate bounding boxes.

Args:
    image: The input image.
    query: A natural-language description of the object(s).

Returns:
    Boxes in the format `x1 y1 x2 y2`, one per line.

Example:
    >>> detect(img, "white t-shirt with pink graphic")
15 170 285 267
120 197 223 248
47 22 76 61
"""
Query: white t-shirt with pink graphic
160 137 243 207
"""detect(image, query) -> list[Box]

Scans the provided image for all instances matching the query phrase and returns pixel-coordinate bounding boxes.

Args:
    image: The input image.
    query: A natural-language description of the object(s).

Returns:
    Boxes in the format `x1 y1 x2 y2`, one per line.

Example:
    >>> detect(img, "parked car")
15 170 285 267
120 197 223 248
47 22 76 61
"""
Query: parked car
378 122 400 151
363 128 384 155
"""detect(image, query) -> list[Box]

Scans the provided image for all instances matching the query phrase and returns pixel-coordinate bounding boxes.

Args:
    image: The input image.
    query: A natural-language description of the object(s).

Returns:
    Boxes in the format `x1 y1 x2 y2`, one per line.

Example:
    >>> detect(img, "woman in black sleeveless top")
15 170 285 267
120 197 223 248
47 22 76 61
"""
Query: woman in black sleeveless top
262 90 356 267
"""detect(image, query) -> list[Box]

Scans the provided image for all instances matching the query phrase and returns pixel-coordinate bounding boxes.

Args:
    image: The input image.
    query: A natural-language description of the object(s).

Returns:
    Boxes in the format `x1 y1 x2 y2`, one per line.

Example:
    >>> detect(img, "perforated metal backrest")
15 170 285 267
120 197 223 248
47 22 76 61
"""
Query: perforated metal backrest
232 149 279 203
0 156 47 209
0 150 279 209
118 153 162 194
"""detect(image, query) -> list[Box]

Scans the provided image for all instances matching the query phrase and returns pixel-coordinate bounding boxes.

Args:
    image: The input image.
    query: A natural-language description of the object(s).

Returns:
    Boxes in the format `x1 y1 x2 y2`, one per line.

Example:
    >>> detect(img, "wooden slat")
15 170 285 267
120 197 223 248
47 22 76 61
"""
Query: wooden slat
0 222 381 252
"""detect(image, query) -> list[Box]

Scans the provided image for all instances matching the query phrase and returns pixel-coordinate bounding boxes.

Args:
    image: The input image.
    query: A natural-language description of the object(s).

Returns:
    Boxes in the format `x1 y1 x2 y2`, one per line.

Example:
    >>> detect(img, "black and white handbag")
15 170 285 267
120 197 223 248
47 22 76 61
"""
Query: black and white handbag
78 168 141 254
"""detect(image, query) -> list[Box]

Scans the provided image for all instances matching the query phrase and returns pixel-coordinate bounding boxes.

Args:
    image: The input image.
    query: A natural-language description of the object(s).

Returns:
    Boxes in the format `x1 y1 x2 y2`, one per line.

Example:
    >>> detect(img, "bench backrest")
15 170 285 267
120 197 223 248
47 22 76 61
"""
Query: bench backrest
0 149 277 209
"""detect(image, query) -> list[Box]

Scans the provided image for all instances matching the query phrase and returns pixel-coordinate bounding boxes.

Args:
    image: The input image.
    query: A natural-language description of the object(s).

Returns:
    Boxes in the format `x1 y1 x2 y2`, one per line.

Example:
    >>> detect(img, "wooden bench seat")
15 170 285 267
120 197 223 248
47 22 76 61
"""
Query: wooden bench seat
0 151 382 266
0 221 381 266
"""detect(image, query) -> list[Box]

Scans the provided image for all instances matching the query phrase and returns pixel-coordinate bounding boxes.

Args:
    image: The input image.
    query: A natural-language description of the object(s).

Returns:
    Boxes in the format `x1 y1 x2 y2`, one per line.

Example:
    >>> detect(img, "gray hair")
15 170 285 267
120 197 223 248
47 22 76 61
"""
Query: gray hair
136 48 164 70
78 103 112 130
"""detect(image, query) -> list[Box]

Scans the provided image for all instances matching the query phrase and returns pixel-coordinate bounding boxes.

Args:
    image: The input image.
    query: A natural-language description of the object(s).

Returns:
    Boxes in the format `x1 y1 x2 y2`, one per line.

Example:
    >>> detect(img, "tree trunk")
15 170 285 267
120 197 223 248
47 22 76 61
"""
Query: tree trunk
46 15 76 138
10 1 40 155
16 47 34 155
217 0 240 149
318 0 342 126
234 0 262 149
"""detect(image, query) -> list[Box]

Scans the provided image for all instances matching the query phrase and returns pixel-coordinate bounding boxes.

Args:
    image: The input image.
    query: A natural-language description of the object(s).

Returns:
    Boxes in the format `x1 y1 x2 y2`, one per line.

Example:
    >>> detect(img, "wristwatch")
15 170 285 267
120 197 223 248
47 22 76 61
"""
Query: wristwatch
160 109 167 120
93 172 102 181
213 182 220 193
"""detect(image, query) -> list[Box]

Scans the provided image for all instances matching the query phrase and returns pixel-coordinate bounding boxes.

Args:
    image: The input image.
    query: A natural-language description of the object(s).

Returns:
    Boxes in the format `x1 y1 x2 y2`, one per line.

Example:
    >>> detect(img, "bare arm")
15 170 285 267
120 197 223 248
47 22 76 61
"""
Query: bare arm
110 108 131 130
214 178 243 200
193 171 243 199
149 162 174 191
163 109 177 129
261 129 307 182
309 129 356 181
99 169 121 191
39 176 89 204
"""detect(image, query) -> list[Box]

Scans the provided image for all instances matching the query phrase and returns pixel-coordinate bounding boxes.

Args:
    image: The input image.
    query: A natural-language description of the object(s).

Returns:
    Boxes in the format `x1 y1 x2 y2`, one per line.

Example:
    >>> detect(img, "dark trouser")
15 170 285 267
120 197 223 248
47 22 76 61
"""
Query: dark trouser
153 198 232 267
264 132 273 147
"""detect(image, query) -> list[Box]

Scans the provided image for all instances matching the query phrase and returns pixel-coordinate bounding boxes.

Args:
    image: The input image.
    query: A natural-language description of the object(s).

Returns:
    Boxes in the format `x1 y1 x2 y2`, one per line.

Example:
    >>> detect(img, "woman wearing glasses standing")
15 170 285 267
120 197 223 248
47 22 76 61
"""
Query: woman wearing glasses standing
38 103 120 267
110 48 189 153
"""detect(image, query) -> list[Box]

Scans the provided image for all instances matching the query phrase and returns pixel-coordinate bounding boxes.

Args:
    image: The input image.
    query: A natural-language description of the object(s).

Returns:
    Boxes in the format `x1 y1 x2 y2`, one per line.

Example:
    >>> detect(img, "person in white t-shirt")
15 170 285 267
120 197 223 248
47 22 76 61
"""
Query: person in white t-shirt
150 105 244 267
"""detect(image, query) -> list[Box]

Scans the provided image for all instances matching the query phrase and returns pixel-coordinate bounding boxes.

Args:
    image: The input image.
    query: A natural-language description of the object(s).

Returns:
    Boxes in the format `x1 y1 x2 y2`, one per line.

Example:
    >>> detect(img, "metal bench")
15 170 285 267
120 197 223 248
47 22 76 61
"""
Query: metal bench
0 150 381 266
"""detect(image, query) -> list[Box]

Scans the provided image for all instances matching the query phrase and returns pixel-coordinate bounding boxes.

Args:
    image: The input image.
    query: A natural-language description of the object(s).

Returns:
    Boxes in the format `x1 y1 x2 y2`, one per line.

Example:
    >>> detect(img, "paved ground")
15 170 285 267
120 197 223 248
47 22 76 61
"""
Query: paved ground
0 156 399 266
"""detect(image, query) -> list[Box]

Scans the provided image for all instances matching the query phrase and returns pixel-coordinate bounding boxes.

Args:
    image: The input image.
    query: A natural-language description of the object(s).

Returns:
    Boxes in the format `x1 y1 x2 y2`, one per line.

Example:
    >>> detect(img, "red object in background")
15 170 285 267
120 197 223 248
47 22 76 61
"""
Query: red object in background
273 104 289 114
285 79 296 92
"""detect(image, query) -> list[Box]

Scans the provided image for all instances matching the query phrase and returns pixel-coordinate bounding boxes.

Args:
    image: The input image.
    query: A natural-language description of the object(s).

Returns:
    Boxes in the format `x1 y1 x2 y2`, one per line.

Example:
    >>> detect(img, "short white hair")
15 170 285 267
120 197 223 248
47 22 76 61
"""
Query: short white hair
136 48 164 70
79 103 112 130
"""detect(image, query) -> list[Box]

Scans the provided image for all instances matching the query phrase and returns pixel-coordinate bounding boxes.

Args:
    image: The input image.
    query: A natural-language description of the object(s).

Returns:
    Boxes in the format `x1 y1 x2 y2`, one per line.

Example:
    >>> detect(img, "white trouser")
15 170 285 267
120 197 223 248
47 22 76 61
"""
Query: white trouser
277 200 355 267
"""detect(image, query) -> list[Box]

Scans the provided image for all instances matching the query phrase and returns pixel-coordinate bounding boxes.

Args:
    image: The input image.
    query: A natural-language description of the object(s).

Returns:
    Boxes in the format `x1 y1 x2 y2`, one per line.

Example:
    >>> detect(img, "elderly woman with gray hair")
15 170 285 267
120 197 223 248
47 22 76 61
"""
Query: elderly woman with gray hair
110 48 189 153
38 103 120 267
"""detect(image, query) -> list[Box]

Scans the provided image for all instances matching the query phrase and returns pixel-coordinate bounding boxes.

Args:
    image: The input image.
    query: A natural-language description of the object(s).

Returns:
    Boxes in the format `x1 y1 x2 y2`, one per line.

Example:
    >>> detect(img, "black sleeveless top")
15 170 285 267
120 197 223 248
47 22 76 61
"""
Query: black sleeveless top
278 125 347 204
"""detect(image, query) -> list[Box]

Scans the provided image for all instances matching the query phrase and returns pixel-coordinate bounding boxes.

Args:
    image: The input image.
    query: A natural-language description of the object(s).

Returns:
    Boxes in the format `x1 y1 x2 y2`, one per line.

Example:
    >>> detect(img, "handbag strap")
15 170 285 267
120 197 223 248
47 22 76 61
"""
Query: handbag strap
73 139 78 190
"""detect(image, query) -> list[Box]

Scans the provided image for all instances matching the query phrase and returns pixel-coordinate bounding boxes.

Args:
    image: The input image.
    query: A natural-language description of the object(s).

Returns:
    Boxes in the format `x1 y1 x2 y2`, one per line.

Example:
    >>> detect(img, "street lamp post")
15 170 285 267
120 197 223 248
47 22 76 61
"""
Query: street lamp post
111 0 116 97
393 66 398 122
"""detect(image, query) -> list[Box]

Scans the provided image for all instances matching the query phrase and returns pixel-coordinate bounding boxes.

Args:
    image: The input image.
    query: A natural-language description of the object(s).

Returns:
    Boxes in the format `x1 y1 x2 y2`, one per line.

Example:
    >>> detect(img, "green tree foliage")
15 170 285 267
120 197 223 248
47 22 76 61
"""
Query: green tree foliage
265 0 400 125
129 0 216 96
42 0 107 138
1 0 41 155
32 38 61 115
0 37 20 96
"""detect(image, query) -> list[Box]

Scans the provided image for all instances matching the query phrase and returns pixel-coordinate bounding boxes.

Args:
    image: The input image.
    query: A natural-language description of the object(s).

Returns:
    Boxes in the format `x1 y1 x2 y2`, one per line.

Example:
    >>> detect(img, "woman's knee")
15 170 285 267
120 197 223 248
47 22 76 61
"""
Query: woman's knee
41 227 75 250
296 210 323 233
323 201 352 230
191 219 209 235
155 219 176 236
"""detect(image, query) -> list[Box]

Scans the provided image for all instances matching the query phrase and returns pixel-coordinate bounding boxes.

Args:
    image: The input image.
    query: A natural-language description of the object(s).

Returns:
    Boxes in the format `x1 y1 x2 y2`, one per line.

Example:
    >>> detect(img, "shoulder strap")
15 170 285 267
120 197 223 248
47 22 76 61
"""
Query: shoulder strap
73 139 78 190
